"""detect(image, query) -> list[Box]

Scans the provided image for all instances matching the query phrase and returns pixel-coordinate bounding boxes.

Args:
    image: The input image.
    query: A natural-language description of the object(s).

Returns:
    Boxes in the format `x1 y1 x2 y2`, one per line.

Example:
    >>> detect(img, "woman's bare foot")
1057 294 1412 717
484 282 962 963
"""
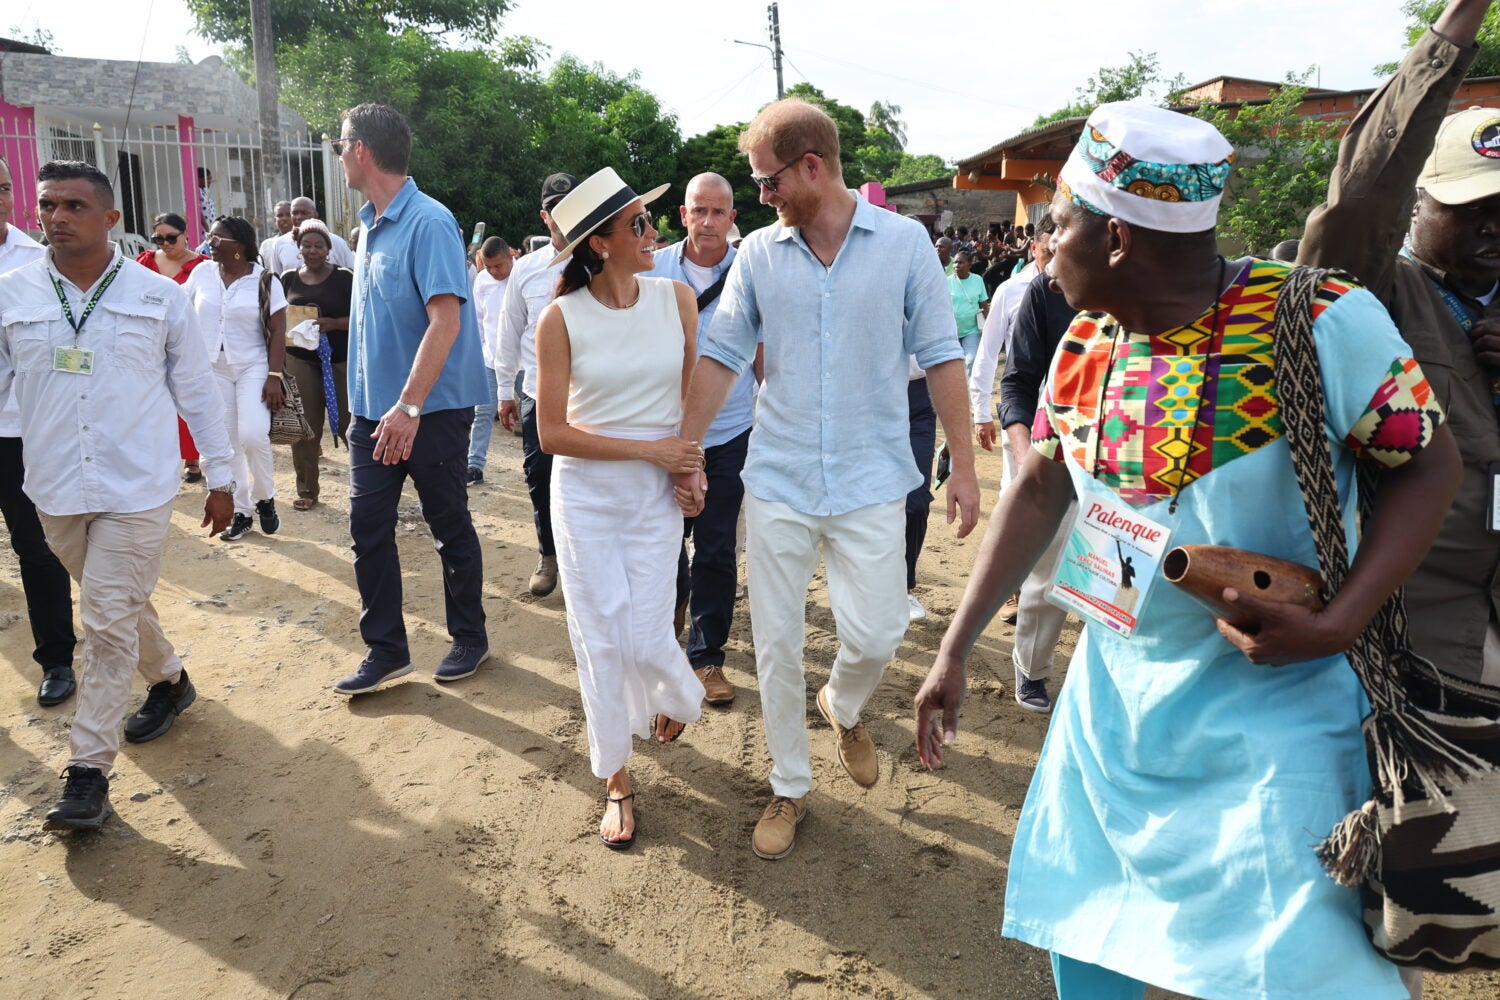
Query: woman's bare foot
653 714 686 744
600 769 635 846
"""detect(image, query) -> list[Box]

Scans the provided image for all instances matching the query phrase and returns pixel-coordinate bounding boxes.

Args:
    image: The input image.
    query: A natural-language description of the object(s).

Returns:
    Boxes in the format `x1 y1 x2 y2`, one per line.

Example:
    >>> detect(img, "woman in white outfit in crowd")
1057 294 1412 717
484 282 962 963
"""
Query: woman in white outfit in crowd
535 168 706 849
184 215 287 541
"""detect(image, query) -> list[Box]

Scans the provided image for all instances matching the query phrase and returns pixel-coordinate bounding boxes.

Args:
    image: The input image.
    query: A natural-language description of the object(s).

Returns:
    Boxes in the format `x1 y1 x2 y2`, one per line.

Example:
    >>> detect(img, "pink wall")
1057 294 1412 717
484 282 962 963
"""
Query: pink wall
0 98 40 231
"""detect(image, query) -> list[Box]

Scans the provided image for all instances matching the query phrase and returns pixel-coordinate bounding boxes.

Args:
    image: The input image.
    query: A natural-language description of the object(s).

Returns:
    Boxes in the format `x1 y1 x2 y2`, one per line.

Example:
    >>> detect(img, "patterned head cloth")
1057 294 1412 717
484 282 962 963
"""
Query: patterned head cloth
1058 102 1235 233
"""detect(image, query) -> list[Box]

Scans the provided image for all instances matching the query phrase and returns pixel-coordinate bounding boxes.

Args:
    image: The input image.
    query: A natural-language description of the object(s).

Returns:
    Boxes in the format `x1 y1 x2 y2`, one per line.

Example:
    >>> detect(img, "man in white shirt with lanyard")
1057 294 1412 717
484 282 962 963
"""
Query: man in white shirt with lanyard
652 172 758 707
0 154 79 709
495 172 576 596
0 160 236 831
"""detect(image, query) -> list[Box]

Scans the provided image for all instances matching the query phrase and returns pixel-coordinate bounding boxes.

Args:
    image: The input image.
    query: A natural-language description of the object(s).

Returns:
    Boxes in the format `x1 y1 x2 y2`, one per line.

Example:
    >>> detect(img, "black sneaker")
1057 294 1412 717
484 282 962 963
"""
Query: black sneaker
465 467 483 487
1014 667 1052 714
44 765 112 830
124 669 197 743
255 498 280 535
220 512 253 541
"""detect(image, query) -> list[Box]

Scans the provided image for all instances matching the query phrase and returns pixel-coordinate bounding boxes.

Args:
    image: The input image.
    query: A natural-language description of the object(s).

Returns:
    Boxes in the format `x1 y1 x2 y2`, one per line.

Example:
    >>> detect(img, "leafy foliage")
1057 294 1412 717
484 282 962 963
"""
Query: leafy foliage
1033 51 1187 127
1379 2 1500 76
884 154 951 188
1192 74 1340 253
185 0 509 48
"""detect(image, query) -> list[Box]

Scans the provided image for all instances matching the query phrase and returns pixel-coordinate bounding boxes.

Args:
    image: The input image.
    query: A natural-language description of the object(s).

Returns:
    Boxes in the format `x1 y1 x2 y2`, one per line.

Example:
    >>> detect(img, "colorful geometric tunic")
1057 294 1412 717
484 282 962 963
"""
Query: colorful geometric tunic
1001 259 1444 1000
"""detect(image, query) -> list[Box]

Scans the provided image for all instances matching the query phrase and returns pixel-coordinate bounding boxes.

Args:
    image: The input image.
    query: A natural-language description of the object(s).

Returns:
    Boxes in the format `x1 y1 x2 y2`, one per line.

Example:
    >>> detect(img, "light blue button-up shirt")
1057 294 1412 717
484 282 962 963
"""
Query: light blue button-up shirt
349 177 488 419
703 194 961 516
651 240 755 448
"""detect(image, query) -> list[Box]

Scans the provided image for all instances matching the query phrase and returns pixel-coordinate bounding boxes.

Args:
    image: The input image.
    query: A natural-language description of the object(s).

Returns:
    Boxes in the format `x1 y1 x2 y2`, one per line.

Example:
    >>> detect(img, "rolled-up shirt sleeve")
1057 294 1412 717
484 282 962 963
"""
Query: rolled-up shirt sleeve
702 253 760 376
905 231 963 370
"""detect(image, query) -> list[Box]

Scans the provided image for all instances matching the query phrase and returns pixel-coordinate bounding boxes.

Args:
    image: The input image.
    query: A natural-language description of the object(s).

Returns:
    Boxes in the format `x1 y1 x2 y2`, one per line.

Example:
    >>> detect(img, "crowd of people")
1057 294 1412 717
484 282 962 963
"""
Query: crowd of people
2 1 1500 996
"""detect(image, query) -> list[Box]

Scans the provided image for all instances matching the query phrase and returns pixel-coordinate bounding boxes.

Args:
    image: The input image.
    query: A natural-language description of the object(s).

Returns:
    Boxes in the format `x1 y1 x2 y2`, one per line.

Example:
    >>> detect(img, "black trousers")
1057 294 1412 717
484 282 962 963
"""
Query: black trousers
0 436 76 670
674 427 750 669
348 410 486 663
516 374 556 557
905 378 937 591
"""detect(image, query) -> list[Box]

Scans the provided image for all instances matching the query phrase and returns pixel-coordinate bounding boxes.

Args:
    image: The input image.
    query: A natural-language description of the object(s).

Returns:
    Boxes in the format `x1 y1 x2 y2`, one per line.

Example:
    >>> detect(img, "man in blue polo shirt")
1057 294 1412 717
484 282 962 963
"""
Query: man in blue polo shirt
653 172 758 707
678 100 980 860
332 103 491 696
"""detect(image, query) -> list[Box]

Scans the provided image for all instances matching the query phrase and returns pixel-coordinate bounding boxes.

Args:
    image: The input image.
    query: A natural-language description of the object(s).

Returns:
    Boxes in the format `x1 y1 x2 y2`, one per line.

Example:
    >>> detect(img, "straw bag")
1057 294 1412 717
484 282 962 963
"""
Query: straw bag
1273 265 1500 972
259 269 314 445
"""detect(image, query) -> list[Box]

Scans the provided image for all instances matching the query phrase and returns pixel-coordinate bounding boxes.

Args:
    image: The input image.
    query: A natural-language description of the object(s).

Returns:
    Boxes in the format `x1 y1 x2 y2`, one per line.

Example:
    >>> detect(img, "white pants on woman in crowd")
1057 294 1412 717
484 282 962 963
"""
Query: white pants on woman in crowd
1001 431 1071 682
212 353 275 515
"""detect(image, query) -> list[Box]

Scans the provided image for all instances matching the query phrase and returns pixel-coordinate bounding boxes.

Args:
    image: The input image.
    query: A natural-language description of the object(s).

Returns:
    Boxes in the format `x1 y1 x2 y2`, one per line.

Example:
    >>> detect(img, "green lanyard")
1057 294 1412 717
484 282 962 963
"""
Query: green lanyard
49 258 124 342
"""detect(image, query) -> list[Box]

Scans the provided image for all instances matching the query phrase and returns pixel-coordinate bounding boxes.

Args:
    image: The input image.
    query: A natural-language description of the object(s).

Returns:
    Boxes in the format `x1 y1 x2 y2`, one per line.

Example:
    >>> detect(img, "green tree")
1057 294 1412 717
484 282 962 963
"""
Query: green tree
884 154 950 187
185 0 508 49
1033 51 1187 127
1380 1 1500 76
1192 73 1340 254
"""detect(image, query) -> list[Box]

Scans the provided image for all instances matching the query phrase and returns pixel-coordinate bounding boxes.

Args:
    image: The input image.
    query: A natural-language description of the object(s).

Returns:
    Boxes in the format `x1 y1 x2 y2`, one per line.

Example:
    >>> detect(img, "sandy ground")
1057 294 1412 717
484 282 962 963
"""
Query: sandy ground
1 427 1496 1000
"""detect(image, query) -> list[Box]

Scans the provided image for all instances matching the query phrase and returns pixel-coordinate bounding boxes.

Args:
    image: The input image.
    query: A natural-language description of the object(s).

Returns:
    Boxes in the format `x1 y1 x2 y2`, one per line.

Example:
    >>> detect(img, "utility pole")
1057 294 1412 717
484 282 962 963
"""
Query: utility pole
768 3 784 100
249 0 282 228
734 3 785 101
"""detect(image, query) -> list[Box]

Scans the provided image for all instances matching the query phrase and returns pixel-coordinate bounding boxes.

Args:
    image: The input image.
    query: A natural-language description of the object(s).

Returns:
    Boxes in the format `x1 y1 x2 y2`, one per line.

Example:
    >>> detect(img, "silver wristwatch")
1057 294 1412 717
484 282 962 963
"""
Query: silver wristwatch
208 481 237 495
395 400 421 419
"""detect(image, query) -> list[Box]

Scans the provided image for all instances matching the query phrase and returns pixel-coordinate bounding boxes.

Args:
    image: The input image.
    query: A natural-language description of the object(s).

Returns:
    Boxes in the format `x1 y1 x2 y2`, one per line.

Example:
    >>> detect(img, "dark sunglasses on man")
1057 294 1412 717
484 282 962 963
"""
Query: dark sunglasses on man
150 232 182 246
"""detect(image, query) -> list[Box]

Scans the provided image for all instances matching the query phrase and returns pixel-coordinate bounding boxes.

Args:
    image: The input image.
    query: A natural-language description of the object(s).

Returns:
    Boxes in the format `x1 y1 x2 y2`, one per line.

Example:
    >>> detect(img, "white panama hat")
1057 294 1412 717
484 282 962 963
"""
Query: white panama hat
549 166 669 263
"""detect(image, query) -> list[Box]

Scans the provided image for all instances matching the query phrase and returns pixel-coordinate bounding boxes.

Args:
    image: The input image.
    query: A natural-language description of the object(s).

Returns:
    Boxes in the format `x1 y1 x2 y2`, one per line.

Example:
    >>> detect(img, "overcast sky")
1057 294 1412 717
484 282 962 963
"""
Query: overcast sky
15 0 1418 163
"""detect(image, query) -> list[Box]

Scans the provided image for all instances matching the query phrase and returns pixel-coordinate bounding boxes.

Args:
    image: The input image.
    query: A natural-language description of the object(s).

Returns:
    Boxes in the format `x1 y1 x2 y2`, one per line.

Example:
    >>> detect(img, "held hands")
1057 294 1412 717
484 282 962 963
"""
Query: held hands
498 399 520 432
202 491 233 534
373 405 419 464
649 436 705 475
913 651 966 769
1214 588 1361 667
262 375 286 412
672 470 707 516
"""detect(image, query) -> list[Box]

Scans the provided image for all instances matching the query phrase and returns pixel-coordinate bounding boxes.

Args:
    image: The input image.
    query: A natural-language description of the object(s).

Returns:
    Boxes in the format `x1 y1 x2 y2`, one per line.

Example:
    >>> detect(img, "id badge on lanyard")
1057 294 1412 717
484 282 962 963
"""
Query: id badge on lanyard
1048 475 1173 639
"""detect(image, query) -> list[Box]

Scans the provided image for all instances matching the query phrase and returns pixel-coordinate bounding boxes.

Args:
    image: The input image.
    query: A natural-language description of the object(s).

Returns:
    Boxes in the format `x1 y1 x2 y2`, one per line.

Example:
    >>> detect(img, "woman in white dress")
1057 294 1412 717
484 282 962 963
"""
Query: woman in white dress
535 168 707 849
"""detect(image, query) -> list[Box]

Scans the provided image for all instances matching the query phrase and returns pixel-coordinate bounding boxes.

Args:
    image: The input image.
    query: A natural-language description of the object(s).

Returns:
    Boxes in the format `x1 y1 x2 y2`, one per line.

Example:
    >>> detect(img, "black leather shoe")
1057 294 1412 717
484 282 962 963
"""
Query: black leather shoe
123 669 197 743
43 765 112 830
37 665 77 707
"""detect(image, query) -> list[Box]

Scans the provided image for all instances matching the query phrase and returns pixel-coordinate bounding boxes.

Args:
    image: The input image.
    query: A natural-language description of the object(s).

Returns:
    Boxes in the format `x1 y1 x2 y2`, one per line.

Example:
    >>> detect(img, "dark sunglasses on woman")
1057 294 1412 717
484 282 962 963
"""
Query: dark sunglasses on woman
150 232 182 246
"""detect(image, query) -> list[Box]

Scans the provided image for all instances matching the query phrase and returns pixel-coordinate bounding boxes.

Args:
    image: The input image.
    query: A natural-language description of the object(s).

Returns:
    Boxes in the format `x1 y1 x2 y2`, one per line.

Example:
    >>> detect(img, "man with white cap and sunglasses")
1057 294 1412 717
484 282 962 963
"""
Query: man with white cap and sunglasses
915 97 1460 999
1299 0 1500 692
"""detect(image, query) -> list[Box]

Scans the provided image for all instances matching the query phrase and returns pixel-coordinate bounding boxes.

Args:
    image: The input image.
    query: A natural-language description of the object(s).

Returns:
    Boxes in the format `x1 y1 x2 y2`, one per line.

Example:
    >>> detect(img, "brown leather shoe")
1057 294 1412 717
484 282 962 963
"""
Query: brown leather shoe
752 795 808 860
817 685 878 787
999 592 1020 625
695 665 735 705
530 555 558 597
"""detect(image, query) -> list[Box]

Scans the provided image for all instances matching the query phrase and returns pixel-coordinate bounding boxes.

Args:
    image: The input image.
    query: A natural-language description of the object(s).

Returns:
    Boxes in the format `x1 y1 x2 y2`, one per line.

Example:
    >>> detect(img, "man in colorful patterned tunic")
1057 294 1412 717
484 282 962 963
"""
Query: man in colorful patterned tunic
914 102 1461 1000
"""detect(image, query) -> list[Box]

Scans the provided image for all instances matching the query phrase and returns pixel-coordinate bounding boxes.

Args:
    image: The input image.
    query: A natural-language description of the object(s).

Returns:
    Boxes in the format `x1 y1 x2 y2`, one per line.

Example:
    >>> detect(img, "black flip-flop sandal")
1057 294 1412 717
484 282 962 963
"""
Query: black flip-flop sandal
650 714 686 744
600 793 636 850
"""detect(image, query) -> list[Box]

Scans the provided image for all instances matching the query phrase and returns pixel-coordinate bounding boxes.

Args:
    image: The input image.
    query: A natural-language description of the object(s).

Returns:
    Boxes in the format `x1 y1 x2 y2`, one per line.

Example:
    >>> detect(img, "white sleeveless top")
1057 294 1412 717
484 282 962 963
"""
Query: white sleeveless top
554 276 684 431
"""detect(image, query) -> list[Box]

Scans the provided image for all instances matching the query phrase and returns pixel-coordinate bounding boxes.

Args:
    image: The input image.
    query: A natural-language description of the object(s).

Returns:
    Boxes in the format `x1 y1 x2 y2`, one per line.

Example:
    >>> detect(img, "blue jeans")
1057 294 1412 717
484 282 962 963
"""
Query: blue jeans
467 366 499 471
349 409 486 663
960 330 980 374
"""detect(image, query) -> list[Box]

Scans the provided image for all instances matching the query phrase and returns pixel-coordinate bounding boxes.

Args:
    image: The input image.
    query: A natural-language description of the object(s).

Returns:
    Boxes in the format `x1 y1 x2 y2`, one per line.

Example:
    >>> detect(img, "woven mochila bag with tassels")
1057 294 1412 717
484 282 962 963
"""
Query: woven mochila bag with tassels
1273 265 1500 972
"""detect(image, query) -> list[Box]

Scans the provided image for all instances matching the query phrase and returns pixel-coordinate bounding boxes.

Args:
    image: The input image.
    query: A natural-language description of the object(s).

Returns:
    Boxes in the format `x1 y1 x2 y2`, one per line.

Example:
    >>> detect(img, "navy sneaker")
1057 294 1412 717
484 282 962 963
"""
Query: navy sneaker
220 512 253 541
44 765 112 831
256 498 281 535
333 656 413 696
1014 668 1052 714
434 643 490 683
124 669 197 743
465 467 483 487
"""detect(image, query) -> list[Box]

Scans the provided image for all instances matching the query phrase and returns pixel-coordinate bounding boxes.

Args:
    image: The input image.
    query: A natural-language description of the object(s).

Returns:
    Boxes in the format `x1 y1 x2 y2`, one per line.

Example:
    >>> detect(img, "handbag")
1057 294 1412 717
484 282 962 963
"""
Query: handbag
1273 265 1500 971
259 269 314 445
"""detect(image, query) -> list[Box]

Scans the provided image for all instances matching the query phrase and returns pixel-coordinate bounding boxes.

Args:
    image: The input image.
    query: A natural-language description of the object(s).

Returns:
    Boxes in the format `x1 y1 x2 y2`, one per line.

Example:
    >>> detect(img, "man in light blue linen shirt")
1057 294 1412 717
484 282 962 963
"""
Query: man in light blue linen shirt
677 99 980 861
333 103 491 696
653 172 758 708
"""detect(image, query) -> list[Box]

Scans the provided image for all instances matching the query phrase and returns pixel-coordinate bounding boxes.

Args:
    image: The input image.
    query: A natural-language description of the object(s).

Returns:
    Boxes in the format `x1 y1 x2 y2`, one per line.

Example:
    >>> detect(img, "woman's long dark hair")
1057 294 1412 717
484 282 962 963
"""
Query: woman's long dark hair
555 206 631 298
